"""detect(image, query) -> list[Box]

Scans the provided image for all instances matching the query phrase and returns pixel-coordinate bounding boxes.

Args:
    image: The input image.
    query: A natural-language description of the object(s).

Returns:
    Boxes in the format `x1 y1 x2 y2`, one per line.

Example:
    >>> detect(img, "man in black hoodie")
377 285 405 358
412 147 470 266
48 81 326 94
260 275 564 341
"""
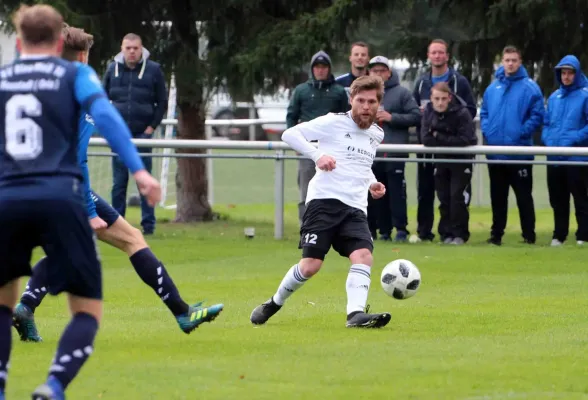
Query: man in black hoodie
368 56 421 242
286 51 349 224
421 82 477 245
413 39 477 242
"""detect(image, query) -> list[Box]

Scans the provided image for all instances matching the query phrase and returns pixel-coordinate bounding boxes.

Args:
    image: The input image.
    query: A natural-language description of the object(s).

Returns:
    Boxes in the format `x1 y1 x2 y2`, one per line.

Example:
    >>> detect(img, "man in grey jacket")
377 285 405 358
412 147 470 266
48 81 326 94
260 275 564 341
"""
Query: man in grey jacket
368 56 421 241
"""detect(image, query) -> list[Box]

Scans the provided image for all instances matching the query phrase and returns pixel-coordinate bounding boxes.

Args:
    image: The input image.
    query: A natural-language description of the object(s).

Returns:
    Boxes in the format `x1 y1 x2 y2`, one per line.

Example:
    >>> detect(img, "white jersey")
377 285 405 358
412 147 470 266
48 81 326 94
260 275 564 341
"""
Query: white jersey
281 112 384 214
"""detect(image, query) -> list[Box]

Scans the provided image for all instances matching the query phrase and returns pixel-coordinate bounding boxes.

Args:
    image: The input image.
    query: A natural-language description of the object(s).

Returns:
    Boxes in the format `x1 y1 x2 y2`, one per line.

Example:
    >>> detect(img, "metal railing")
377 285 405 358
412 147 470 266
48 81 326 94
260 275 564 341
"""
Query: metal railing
89 121 588 239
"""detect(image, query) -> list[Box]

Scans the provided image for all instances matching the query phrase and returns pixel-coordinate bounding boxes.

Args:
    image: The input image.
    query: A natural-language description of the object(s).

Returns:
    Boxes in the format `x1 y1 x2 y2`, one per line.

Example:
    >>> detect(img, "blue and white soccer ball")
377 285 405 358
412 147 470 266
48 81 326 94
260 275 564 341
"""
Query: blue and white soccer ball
380 259 421 300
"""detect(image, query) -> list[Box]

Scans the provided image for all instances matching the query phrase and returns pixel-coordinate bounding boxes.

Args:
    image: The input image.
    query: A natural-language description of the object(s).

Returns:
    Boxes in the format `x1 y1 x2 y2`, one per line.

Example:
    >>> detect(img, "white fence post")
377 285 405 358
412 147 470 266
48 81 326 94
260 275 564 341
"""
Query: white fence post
274 150 285 239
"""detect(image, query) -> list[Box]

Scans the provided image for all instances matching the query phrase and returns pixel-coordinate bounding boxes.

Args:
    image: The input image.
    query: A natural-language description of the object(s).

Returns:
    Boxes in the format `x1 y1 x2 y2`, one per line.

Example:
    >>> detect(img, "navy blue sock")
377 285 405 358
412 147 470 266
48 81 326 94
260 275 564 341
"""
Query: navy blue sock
0 306 13 393
49 312 98 390
20 257 50 313
130 248 189 316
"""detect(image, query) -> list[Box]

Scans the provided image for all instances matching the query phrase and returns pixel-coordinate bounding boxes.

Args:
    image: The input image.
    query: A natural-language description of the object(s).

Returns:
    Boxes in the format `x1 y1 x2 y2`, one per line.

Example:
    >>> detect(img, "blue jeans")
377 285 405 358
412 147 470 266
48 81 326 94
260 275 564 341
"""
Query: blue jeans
111 133 155 233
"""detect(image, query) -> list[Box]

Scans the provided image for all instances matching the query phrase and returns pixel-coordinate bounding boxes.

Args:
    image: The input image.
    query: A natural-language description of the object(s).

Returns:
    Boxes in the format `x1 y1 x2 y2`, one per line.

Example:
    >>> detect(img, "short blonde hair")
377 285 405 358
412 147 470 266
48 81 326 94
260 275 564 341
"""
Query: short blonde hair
349 75 384 102
61 23 94 61
12 4 63 46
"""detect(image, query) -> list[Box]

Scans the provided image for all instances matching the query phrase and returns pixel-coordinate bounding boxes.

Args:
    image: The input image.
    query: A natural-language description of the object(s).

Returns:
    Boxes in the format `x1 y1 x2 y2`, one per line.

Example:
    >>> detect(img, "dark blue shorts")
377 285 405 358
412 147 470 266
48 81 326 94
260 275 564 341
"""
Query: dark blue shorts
90 190 120 227
0 177 102 300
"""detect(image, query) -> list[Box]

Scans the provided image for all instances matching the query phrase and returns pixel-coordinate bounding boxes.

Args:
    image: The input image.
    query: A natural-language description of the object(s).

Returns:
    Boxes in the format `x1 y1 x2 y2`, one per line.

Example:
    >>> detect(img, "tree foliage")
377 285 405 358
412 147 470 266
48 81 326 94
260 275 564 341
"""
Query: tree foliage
355 0 588 98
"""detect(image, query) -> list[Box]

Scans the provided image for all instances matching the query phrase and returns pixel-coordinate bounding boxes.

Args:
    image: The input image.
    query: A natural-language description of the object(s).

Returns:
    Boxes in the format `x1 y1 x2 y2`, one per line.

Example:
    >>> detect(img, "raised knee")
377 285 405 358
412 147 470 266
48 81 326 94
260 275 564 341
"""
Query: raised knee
349 249 373 266
299 258 322 277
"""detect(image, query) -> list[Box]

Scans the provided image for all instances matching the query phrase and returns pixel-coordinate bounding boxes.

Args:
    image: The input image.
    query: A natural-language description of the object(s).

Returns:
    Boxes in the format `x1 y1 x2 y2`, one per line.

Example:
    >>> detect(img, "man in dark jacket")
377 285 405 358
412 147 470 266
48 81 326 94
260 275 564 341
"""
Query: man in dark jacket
286 50 348 224
542 55 588 246
422 82 477 244
480 45 544 245
412 39 477 242
103 33 168 235
368 56 421 241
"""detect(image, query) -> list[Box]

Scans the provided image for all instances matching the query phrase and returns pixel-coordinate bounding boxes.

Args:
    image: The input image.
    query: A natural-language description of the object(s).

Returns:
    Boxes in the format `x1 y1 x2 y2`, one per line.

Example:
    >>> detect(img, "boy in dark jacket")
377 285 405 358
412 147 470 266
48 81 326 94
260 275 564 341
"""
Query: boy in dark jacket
421 82 477 244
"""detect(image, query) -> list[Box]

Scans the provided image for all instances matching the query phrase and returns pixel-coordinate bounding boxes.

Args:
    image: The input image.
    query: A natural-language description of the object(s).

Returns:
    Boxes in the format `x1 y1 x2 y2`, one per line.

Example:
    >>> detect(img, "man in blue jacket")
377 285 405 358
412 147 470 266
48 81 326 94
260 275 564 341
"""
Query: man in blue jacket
480 45 544 246
103 33 168 235
412 39 477 242
542 55 588 247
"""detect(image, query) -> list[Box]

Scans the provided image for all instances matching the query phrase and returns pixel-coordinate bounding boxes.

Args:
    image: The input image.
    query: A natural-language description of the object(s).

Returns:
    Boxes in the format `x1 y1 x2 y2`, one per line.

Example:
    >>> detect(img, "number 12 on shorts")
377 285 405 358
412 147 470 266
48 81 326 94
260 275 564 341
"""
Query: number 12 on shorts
304 233 317 244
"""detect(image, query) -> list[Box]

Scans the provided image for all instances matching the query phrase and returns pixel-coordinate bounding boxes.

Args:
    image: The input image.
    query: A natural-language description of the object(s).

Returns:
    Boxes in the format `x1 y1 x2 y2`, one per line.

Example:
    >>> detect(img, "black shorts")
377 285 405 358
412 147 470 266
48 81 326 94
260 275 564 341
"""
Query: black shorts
299 199 374 260
0 178 102 300
91 190 120 227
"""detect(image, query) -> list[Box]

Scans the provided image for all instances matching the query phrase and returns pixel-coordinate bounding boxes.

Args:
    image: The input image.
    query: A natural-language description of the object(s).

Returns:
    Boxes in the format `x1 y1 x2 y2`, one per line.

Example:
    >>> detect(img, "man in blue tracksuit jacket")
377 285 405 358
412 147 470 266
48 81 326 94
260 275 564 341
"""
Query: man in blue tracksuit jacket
542 55 588 246
480 46 544 246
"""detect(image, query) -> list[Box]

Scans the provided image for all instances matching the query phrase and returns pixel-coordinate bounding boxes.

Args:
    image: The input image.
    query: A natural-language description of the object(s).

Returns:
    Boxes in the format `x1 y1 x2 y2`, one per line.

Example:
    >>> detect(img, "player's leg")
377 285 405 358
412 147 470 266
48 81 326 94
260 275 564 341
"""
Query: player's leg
333 208 391 328
0 279 21 398
0 199 36 397
12 257 48 342
31 196 102 399
92 192 223 333
250 199 337 325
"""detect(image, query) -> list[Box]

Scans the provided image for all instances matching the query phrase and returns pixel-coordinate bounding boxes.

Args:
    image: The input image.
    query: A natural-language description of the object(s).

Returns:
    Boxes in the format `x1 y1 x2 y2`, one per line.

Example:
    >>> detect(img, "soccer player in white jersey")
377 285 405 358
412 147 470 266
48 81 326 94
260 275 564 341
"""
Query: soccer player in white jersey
250 76 391 328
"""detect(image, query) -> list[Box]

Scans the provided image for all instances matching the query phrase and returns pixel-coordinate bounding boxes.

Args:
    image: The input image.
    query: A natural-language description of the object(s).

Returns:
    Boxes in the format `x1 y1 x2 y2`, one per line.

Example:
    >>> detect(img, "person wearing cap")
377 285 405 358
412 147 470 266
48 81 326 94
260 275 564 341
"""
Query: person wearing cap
480 45 544 246
542 55 588 247
412 39 476 244
367 55 420 242
286 50 348 224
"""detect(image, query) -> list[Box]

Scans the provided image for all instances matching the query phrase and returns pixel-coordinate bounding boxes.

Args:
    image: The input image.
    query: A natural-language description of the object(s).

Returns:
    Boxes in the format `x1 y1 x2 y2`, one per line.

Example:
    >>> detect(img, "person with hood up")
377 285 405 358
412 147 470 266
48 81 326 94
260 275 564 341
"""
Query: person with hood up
542 55 588 247
103 33 168 235
422 82 477 245
367 56 421 242
286 50 349 224
480 45 544 246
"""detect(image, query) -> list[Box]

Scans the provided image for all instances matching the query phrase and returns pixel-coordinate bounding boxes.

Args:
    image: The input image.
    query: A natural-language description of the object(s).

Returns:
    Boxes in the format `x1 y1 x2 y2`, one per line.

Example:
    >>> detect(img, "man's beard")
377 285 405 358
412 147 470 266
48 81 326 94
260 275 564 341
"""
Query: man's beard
351 109 376 129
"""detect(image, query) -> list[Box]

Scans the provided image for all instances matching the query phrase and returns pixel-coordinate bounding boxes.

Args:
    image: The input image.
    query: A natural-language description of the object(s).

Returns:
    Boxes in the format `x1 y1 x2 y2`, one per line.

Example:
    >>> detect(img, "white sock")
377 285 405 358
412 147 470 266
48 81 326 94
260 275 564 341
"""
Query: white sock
273 264 309 306
346 264 371 315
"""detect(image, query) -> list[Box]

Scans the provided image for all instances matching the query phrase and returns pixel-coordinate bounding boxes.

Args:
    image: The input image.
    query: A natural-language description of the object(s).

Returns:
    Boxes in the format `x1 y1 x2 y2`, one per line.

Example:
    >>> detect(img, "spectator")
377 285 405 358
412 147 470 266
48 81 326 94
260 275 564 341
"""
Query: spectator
103 33 167 235
480 45 544 246
412 39 476 242
368 56 421 242
336 41 370 90
422 82 477 245
542 55 588 246
286 50 348 224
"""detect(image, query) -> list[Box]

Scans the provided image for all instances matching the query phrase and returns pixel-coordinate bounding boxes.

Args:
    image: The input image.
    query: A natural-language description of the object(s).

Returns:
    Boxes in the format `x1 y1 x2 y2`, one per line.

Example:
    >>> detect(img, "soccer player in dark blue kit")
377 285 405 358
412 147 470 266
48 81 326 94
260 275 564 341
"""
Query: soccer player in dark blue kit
12 24 224 343
0 5 162 400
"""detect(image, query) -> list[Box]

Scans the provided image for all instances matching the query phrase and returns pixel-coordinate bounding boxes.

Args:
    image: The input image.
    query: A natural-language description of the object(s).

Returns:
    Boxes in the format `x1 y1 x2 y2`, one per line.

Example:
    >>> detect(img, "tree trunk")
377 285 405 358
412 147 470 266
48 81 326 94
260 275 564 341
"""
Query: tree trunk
174 98 213 222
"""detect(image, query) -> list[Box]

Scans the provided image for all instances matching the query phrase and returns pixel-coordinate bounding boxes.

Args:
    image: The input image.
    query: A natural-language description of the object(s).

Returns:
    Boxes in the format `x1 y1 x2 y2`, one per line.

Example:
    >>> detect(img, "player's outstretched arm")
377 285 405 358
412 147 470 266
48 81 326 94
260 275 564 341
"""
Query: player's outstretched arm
73 63 161 206
281 114 334 162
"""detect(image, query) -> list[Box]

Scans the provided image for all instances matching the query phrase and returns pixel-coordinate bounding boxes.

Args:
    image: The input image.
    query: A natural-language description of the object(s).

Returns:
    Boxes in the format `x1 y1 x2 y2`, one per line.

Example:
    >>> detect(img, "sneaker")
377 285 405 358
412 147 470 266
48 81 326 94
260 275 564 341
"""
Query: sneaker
12 303 42 342
394 231 408 242
176 302 224 334
577 240 585 245
346 306 391 328
451 237 465 245
487 237 502 246
523 238 535 244
551 239 563 247
408 234 421 244
250 298 282 325
378 234 392 241
31 377 64 400
442 237 454 244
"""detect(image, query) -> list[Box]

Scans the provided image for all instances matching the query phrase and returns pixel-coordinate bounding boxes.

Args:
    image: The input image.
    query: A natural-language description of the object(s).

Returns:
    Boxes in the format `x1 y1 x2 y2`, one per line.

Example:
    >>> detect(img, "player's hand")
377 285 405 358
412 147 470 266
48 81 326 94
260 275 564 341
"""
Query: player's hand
89 216 108 231
316 155 336 171
144 126 155 136
133 170 162 206
369 182 386 199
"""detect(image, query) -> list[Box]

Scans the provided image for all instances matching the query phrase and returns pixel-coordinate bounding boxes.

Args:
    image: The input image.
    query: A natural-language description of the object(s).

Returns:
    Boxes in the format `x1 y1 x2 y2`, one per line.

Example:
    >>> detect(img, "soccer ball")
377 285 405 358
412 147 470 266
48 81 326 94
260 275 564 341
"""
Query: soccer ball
380 259 421 300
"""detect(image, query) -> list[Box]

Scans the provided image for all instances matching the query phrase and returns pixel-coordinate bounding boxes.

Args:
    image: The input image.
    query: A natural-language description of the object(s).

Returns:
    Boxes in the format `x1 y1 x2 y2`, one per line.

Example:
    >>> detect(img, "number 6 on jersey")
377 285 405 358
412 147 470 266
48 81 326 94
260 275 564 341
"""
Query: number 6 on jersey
5 94 43 160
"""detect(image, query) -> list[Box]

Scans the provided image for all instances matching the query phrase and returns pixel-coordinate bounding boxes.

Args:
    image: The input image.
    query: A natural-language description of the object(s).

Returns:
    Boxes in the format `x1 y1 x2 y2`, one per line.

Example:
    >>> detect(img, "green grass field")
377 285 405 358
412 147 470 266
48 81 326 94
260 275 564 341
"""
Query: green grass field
6 202 588 399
